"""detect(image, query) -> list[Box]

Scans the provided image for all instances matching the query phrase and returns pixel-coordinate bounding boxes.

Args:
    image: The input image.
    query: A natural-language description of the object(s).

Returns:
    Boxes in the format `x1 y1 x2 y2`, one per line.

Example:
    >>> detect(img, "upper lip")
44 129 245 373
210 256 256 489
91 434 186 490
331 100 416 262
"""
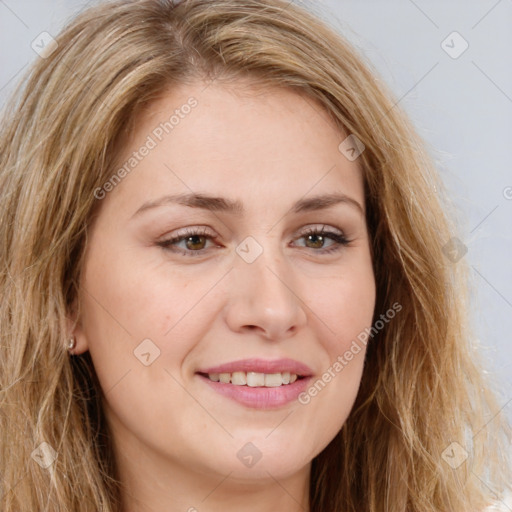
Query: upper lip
197 358 314 376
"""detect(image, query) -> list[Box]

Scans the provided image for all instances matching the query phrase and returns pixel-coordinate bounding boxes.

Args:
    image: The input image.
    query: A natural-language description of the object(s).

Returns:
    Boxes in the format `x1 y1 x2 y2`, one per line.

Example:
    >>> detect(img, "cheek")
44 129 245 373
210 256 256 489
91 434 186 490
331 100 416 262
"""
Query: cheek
291 264 375 460
305 257 375 398
80 246 217 377
318 259 376 355
84 251 177 334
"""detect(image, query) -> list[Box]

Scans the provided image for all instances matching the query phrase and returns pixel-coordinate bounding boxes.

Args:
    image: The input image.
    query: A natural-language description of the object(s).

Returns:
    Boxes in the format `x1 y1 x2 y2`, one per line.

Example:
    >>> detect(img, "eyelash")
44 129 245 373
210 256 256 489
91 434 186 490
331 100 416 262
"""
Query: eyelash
156 226 351 257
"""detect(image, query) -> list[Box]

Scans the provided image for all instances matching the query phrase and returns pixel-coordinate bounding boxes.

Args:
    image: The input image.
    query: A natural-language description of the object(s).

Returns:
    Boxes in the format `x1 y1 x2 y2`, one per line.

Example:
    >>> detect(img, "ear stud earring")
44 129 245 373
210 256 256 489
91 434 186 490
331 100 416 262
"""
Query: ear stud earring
67 336 76 352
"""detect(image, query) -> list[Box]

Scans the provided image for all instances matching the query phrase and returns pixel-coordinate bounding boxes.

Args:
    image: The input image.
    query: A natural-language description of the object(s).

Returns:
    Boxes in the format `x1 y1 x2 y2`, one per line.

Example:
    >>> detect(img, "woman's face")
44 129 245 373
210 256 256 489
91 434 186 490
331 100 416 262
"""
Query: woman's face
73 80 376 486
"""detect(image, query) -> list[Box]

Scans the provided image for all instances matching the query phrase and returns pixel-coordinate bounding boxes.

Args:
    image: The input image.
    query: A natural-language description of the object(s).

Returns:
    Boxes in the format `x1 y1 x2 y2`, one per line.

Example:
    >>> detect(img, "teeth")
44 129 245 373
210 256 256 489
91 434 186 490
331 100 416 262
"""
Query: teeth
231 371 247 386
264 373 284 387
246 372 265 387
206 371 300 387
219 373 230 384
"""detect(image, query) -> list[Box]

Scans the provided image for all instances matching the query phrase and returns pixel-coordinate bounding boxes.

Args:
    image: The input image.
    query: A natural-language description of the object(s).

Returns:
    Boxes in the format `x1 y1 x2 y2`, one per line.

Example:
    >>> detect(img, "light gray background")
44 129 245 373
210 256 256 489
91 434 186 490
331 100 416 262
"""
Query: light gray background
1 1 511 416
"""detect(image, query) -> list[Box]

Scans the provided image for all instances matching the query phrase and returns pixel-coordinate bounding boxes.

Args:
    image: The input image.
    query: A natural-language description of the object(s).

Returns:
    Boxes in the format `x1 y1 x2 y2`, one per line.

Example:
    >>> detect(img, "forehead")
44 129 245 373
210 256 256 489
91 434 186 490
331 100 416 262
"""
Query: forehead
104 80 365 215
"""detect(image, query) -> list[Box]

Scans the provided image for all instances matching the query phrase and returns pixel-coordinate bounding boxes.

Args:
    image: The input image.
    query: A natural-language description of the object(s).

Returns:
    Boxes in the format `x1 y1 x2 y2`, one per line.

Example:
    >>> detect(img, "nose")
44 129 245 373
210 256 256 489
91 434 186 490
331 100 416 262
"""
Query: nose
224 247 308 341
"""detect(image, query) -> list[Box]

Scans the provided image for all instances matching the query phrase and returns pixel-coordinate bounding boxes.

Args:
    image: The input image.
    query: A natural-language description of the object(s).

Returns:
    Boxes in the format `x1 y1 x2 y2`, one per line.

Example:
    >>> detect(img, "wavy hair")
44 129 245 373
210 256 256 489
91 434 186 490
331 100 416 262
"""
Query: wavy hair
0 0 510 510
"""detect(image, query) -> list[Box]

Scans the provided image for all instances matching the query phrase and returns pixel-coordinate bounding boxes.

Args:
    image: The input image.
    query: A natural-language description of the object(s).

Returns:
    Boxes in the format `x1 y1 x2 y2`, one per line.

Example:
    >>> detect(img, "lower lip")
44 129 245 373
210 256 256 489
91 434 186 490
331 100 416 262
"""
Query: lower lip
197 374 312 410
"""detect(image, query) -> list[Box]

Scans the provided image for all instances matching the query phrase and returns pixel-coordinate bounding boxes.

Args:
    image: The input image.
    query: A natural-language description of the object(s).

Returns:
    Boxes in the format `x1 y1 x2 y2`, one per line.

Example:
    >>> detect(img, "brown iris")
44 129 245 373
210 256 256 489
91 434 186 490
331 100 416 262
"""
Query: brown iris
304 234 325 249
184 235 207 250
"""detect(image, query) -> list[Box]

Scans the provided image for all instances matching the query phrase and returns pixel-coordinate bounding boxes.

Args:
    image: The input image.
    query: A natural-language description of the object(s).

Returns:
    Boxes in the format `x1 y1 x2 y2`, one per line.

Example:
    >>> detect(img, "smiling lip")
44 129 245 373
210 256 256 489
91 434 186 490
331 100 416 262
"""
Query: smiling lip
195 358 314 410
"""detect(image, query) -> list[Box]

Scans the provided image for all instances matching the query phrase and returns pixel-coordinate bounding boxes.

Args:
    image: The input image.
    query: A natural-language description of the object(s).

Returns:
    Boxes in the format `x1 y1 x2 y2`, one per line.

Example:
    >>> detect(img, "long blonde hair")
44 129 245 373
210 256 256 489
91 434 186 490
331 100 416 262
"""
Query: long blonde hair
0 0 510 510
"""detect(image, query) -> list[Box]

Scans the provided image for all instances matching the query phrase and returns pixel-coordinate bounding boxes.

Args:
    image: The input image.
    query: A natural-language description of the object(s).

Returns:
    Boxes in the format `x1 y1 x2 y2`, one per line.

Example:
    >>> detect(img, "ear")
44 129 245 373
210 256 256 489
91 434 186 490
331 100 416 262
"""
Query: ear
66 297 89 355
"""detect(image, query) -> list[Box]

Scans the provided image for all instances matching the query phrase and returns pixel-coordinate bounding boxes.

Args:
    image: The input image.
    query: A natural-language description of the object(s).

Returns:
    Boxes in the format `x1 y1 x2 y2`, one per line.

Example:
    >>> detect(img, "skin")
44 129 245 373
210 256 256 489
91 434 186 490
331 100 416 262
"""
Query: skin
69 79 376 512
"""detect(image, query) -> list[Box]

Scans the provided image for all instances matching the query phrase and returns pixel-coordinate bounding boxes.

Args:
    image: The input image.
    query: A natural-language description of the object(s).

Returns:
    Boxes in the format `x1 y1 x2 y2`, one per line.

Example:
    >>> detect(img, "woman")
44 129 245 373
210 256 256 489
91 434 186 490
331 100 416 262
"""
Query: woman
0 0 510 510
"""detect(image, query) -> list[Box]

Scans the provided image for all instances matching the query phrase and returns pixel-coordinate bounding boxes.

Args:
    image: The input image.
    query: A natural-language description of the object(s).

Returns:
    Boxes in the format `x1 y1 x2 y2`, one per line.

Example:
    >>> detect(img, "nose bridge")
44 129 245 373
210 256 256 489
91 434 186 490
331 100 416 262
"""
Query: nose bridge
246 253 290 305
225 237 307 339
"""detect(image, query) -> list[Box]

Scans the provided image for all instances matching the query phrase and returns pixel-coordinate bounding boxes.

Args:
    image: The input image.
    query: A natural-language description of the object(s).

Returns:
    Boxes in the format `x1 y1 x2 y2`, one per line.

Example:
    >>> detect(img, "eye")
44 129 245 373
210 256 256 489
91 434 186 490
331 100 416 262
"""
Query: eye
156 227 218 257
156 225 351 257
293 226 350 254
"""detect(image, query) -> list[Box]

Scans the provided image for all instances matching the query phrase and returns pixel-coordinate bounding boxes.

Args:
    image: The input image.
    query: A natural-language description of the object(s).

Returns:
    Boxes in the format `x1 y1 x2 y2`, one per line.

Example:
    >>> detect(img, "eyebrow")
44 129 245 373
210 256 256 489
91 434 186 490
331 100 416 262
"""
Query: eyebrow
131 192 364 218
